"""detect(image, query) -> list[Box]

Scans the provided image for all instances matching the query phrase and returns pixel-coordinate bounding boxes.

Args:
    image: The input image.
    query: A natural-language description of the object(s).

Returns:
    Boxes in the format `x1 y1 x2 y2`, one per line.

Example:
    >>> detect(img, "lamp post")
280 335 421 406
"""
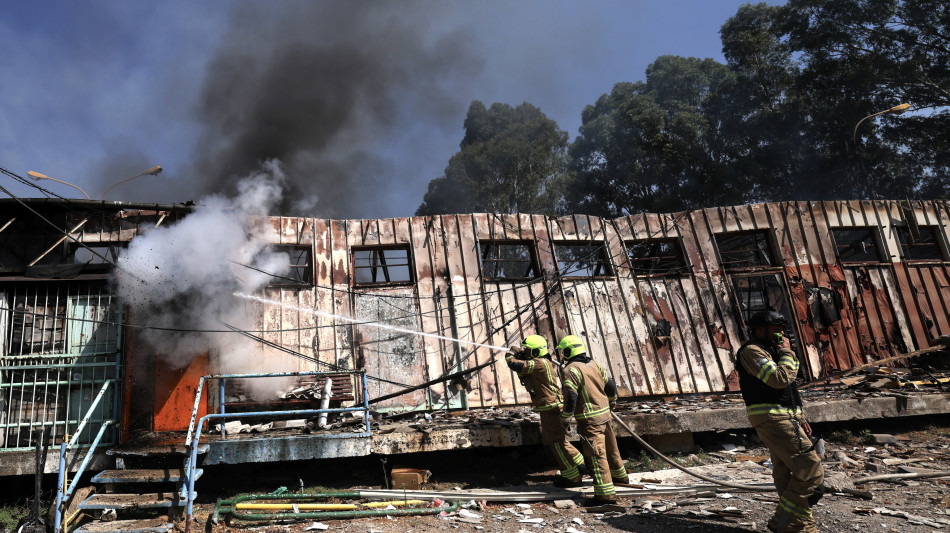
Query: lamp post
851 103 910 198
853 103 911 146
26 171 91 200
98 165 163 200
26 166 163 200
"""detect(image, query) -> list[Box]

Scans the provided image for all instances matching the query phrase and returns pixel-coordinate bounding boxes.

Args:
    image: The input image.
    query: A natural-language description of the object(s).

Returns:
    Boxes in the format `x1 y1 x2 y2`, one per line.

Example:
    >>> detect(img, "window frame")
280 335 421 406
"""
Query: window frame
265 244 314 287
714 230 780 271
552 240 615 279
625 237 687 276
351 244 415 287
831 227 887 264
895 225 948 263
69 242 128 271
477 240 541 282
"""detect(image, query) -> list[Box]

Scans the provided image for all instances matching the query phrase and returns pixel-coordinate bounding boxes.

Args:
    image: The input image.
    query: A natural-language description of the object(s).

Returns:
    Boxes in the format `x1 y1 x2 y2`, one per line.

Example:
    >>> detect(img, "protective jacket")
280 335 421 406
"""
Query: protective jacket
736 340 802 416
560 357 616 424
506 355 562 412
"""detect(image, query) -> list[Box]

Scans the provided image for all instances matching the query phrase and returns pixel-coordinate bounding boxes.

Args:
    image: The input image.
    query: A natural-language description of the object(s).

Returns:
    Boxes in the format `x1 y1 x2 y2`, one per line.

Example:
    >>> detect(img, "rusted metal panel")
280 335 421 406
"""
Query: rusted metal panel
19 200 948 419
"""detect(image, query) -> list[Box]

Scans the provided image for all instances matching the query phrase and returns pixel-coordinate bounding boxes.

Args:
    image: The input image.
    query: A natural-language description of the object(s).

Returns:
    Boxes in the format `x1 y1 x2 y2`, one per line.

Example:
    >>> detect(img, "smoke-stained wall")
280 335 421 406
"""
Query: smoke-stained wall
249 200 950 411
3 198 947 430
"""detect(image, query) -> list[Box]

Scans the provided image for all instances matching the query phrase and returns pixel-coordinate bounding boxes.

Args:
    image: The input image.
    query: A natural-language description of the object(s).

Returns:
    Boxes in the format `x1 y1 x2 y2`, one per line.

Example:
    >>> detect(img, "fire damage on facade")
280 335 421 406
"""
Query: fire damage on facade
1 197 949 529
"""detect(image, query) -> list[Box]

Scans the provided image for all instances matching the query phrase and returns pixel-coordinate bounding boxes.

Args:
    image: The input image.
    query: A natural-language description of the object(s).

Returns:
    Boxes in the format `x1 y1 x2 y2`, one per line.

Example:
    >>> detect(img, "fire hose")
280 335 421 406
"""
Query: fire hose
609 412 773 492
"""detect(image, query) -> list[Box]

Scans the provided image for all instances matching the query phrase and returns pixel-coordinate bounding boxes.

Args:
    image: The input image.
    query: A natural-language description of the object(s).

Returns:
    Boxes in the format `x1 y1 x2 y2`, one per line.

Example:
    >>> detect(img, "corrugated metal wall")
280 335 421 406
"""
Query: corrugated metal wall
251 200 950 410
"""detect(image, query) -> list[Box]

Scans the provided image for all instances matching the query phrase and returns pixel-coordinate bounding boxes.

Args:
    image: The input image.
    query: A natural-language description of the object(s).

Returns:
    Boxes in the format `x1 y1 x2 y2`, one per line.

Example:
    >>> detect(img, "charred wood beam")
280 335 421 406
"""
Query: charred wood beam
27 218 89 267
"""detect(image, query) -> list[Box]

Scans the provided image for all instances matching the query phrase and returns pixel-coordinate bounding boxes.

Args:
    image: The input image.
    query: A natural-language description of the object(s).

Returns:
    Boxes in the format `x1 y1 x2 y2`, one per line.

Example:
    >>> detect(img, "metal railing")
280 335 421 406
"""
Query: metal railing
52 379 118 533
183 370 371 532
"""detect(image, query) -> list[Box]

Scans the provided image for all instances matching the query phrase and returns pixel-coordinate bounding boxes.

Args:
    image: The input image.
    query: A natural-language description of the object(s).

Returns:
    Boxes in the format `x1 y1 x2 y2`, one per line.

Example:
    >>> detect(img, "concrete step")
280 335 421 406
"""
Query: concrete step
74 517 173 533
91 468 203 484
78 492 194 510
107 444 208 457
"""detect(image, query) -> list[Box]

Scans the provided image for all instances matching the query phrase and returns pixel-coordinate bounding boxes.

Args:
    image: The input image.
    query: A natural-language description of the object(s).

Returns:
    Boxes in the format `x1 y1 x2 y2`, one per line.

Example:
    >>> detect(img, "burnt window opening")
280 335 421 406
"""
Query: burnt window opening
732 274 800 351
478 240 540 281
71 243 127 268
896 226 946 262
832 228 886 263
264 245 313 286
553 241 614 278
715 231 777 270
353 246 414 286
626 238 686 275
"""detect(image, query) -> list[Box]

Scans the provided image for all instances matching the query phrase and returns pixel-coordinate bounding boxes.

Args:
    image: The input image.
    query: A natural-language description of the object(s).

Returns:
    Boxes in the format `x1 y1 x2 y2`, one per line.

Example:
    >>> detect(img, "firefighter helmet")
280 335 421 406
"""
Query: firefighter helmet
556 335 587 360
521 335 548 358
747 310 788 330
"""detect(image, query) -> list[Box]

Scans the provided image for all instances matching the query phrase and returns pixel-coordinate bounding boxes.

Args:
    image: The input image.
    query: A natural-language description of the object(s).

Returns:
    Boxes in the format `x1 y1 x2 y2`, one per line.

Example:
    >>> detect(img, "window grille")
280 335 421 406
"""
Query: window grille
626 238 686 275
715 231 776 270
352 246 414 286
479 241 539 281
0 283 120 450
553 241 614 278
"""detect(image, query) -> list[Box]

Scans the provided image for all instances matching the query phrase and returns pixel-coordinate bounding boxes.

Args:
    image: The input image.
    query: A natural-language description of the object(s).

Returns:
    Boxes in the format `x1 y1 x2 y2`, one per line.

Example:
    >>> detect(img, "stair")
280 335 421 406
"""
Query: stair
73 444 208 533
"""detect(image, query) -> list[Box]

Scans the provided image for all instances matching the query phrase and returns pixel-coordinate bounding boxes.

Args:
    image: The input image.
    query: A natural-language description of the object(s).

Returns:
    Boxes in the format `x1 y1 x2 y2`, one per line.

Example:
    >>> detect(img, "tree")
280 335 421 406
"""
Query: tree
771 0 950 198
567 56 743 217
416 101 569 216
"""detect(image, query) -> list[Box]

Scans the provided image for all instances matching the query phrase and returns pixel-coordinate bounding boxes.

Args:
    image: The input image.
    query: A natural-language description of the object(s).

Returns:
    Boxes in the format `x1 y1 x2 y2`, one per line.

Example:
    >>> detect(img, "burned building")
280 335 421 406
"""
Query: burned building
1 197 949 479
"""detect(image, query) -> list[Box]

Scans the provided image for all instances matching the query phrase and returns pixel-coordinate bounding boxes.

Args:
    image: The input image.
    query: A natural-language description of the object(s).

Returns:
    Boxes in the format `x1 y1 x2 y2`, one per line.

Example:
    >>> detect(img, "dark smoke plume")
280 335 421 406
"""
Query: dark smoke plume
191 2 482 218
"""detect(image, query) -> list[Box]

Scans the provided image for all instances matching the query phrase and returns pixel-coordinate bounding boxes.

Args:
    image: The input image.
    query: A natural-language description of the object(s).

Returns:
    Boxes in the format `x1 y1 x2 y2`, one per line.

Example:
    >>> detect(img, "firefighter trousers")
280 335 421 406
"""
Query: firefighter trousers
577 419 626 496
751 412 824 533
539 410 584 479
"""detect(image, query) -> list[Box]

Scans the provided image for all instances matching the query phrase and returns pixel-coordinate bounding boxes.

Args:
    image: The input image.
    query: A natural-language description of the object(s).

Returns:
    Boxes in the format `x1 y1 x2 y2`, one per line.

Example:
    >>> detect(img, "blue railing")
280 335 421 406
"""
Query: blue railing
52 379 118 533
182 370 371 532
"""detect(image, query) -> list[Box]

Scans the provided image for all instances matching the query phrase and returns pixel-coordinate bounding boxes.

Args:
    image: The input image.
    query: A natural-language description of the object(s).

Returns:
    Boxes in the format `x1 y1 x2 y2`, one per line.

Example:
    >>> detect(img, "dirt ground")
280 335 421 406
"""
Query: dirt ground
192 416 950 533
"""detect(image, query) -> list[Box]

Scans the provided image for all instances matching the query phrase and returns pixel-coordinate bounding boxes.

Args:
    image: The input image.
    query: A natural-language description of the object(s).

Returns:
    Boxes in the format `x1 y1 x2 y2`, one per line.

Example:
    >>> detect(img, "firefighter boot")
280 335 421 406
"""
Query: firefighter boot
582 494 617 506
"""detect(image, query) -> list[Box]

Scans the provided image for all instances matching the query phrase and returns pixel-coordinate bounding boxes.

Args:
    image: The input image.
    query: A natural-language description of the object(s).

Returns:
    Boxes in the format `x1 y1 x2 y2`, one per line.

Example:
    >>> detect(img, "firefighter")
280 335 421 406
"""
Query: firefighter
737 310 823 533
507 335 586 487
556 334 627 504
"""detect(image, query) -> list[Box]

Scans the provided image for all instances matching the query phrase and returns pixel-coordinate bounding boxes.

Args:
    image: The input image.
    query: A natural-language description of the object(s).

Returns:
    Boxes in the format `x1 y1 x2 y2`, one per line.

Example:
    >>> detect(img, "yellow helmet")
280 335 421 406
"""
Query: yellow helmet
556 335 587 360
521 334 548 358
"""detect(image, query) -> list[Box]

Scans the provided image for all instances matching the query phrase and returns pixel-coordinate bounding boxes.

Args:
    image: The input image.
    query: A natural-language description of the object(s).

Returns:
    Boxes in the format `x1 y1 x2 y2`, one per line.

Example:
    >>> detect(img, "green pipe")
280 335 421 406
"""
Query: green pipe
215 491 458 522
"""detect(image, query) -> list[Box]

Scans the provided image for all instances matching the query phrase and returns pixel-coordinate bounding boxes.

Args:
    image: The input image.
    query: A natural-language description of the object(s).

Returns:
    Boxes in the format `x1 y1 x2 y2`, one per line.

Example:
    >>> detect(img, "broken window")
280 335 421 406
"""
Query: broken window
265 245 313 286
478 240 540 281
832 228 886 263
715 231 777 270
626 238 686 275
553 241 614 278
896 226 946 262
732 274 799 348
352 246 414 286
71 243 126 267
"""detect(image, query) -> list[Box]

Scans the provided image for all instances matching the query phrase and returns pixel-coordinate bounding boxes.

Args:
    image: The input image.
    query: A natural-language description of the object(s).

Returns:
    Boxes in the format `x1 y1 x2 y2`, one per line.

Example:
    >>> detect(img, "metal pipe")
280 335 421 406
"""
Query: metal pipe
53 442 66 533
62 421 114 502
361 372 370 433
185 405 372 532
67 380 114 448
215 492 457 522
317 378 332 428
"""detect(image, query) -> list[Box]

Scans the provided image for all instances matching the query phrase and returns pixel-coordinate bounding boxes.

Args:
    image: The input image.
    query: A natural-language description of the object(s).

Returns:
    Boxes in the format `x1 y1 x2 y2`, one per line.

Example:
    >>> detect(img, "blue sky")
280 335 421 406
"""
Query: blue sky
0 1 777 218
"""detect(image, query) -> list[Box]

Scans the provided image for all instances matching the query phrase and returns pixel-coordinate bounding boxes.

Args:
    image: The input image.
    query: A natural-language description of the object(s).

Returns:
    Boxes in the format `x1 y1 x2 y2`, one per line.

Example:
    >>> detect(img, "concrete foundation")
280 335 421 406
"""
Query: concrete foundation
3 391 947 476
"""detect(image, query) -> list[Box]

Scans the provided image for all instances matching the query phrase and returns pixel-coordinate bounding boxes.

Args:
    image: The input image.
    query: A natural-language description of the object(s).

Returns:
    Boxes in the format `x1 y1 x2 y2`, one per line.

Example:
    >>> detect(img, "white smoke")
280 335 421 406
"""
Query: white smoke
115 160 292 396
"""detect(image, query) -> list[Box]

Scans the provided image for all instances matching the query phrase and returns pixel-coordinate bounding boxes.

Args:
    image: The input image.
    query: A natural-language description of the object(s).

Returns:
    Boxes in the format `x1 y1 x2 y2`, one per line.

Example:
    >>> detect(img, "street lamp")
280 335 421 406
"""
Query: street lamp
851 103 910 199
853 103 911 145
99 165 163 200
26 171 91 200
